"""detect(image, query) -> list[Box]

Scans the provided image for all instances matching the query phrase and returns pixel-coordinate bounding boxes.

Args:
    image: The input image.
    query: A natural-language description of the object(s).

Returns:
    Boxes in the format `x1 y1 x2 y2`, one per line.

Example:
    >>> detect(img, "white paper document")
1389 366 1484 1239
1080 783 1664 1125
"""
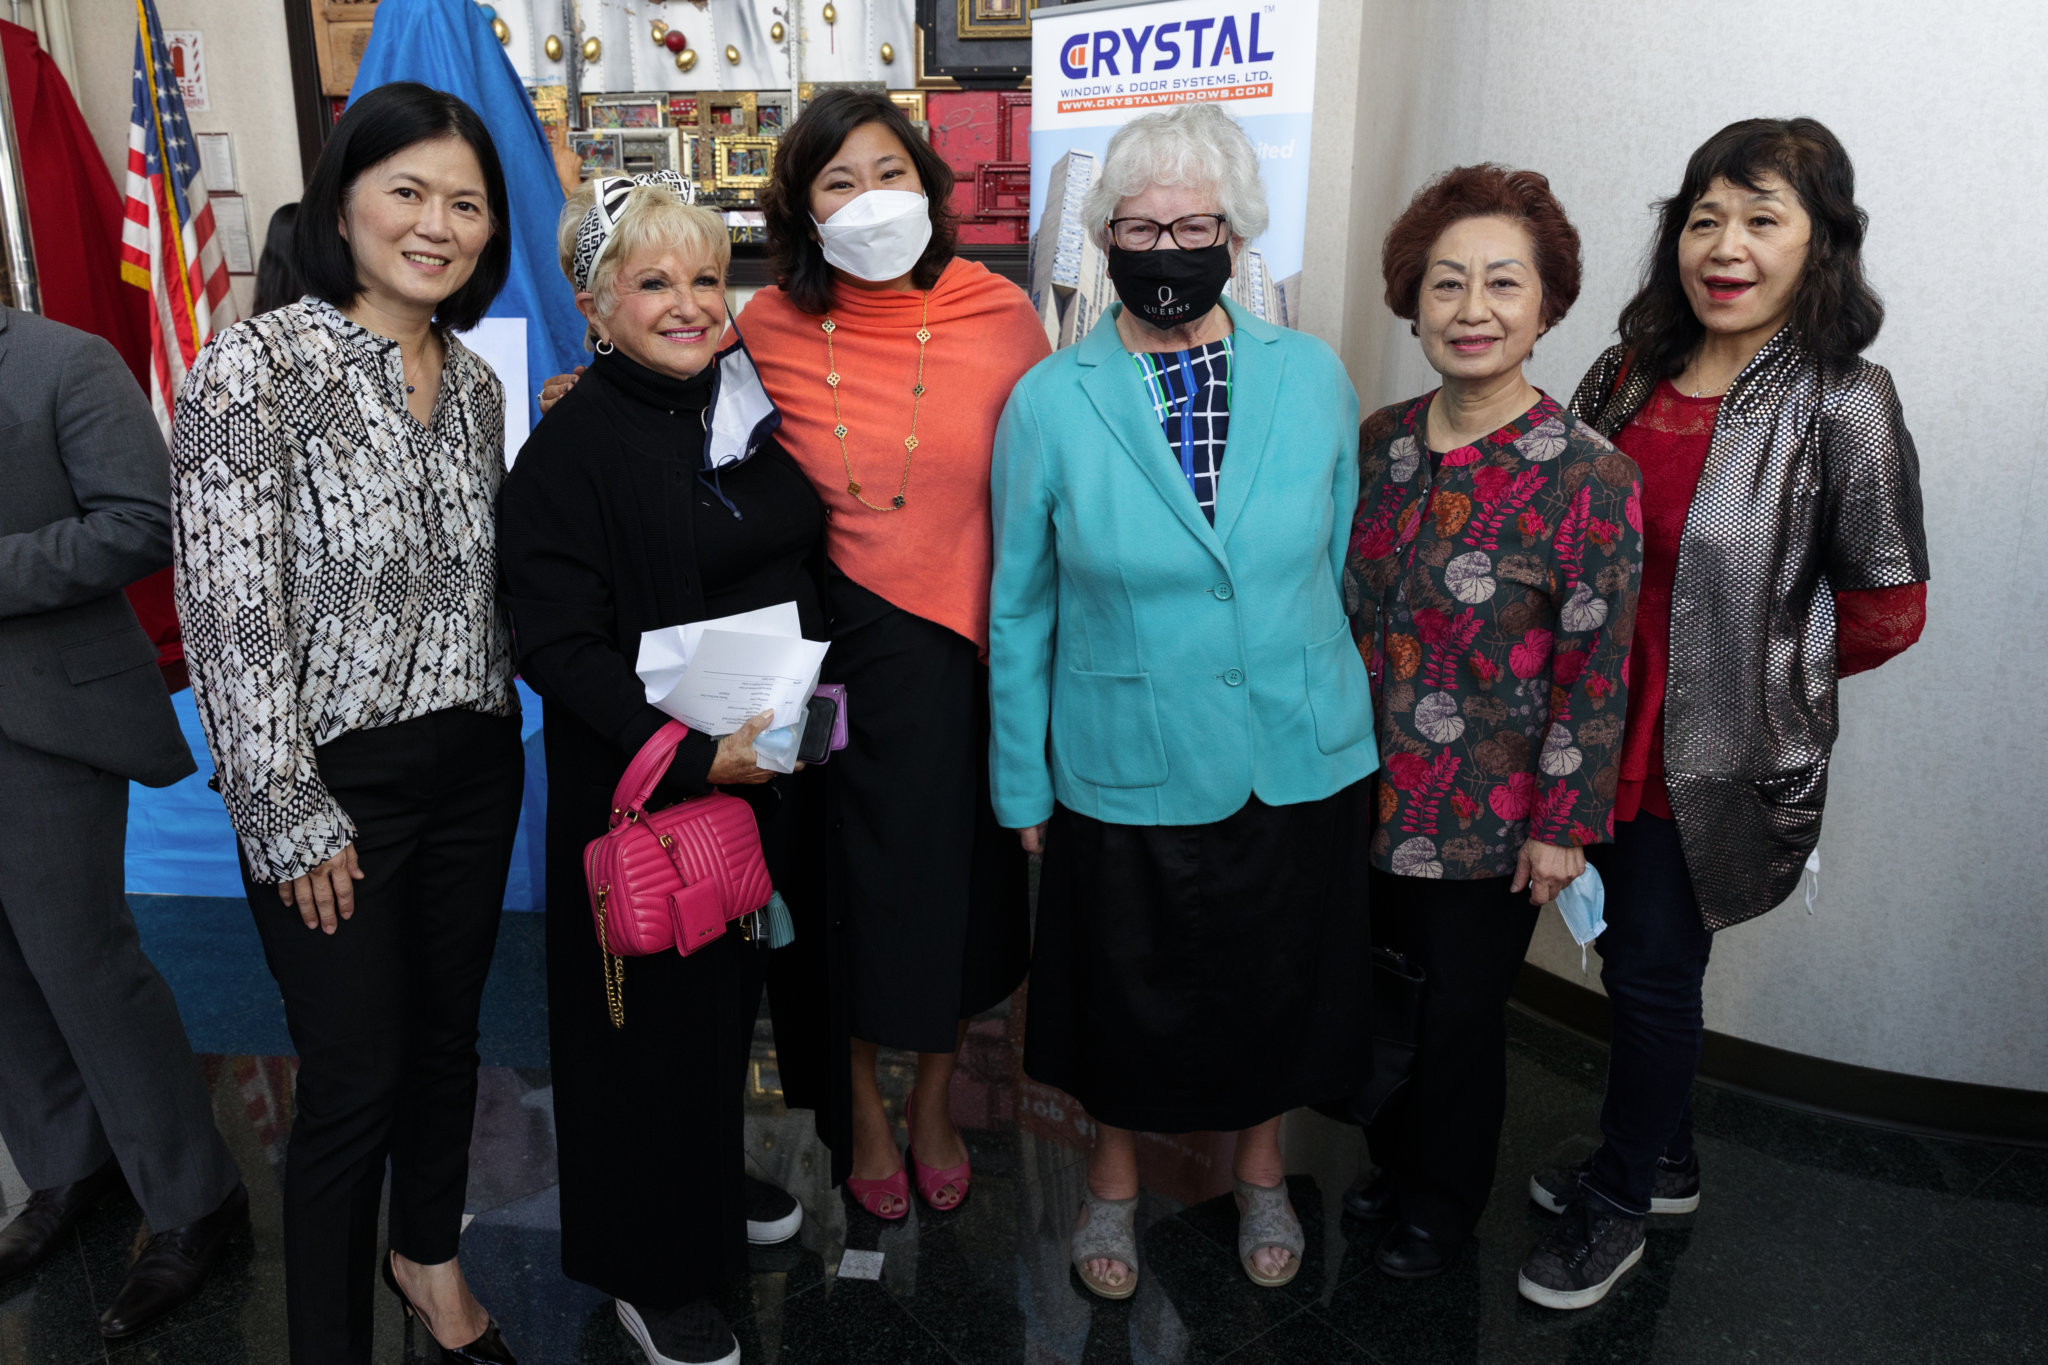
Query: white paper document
636 604 826 736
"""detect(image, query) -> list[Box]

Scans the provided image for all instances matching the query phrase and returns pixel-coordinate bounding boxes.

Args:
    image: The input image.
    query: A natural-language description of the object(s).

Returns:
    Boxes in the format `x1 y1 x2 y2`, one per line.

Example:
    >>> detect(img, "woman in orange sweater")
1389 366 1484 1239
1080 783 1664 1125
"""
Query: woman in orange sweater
542 91 1047 1220
746 89 1048 1219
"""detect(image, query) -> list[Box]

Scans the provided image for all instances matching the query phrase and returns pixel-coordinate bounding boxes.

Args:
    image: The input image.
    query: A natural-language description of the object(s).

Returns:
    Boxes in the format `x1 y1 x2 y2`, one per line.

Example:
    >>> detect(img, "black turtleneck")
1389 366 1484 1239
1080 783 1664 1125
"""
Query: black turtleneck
498 344 826 800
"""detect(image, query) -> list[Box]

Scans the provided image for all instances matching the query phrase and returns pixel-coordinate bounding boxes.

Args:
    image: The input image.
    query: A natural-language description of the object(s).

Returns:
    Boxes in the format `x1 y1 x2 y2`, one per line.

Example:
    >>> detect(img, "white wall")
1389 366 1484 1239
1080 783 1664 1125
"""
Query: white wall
1299 0 2047 1092
63 0 305 320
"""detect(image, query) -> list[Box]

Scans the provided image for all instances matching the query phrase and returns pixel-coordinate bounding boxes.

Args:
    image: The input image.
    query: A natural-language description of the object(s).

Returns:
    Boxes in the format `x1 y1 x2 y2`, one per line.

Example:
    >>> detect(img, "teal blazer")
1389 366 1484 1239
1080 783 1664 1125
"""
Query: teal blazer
988 298 1377 829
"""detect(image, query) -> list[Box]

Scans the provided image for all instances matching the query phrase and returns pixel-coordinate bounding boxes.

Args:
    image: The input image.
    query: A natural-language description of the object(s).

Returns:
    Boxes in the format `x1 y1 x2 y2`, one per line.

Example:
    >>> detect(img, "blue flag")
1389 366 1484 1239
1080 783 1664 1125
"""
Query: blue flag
348 0 585 433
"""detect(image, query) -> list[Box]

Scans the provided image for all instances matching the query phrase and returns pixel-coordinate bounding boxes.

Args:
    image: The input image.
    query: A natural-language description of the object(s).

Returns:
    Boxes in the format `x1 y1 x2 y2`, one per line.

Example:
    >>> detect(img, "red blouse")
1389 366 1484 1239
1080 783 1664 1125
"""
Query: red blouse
1610 382 1926 822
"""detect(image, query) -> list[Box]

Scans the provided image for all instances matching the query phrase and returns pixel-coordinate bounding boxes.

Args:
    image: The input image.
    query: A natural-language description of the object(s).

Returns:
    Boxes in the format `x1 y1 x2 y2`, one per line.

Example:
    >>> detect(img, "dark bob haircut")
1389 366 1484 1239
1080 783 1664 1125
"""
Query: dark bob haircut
296 82 510 333
759 88 958 315
253 202 303 316
1617 117 1883 377
1382 164 1582 332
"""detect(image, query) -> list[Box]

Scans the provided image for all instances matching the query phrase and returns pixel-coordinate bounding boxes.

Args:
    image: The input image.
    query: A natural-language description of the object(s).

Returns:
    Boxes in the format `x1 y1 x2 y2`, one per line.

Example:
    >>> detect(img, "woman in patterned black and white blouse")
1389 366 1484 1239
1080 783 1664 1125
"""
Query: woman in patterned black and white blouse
171 84 522 1365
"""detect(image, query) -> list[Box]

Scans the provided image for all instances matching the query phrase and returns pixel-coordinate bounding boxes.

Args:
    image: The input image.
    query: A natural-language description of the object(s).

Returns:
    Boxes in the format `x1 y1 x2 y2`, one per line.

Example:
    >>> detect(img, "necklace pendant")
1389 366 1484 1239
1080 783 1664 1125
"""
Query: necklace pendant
406 385 416 394
902 435 919 453
891 495 905 509
826 372 840 387
834 423 849 439
821 319 836 334
847 481 862 496
914 327 931 344
911 383 924 397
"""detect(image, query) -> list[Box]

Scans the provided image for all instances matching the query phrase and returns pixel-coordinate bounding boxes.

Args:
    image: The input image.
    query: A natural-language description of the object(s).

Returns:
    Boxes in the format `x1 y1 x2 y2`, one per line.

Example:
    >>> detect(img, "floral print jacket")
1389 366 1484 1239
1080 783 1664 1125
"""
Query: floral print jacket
1344 392 1644 880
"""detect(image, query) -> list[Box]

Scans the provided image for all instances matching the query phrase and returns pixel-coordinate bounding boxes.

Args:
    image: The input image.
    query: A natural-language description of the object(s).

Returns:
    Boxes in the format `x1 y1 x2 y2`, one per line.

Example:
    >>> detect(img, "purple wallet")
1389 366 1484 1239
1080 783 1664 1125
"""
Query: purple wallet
811 683 849 760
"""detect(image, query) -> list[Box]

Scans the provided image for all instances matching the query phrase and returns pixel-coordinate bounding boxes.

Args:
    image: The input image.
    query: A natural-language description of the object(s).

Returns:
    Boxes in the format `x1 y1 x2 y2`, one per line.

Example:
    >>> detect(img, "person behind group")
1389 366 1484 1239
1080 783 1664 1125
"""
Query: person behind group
1516 117 1928 1311
171 82 523 1365
0 307 248 1342
254 201 305 314
497 172 823 1365
1342 165 1644 1282
989 100 1379 1298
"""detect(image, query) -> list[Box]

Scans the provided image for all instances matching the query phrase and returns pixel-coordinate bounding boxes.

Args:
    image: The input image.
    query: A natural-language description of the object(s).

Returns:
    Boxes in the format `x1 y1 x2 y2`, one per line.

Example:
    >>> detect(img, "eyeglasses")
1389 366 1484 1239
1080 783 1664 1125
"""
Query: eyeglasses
1105 213 1229 252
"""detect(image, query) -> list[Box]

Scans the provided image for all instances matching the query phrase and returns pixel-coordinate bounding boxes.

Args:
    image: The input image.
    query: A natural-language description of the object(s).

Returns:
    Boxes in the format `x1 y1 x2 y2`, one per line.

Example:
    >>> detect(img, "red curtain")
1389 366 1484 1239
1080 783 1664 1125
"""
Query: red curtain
3 20 184 689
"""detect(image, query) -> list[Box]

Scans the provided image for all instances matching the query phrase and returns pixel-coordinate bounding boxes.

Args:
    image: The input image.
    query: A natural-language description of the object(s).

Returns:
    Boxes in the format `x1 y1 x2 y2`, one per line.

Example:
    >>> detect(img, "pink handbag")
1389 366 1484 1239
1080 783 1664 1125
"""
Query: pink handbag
582 721 775 1028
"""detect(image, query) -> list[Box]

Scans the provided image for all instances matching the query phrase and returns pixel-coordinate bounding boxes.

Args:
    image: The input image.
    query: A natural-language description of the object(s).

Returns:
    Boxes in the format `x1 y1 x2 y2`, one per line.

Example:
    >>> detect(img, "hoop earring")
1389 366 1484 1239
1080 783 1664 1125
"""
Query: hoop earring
595 338 615 355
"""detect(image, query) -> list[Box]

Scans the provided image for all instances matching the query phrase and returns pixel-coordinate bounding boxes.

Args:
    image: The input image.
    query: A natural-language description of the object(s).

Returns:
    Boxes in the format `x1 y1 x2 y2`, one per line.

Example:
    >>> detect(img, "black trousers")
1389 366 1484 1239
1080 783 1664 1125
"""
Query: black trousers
1582 813 1714 1217
243 707 523 1365
1365 868 1540 1245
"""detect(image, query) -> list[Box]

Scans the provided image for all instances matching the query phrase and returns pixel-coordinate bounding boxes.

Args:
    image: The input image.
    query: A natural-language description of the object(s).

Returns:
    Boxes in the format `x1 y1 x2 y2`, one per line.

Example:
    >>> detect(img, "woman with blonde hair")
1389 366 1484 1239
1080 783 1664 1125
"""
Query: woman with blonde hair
499 172 824 1365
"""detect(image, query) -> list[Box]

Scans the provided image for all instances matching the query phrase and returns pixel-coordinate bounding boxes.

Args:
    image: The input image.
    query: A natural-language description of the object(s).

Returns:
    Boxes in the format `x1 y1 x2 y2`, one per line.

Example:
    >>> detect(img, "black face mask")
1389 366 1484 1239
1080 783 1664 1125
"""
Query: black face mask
1106 244 1233 330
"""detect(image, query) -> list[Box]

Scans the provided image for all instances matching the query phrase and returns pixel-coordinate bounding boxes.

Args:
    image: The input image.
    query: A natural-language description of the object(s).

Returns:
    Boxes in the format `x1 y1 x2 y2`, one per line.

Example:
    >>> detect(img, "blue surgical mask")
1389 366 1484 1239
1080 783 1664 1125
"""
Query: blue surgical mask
1555 865 1606 971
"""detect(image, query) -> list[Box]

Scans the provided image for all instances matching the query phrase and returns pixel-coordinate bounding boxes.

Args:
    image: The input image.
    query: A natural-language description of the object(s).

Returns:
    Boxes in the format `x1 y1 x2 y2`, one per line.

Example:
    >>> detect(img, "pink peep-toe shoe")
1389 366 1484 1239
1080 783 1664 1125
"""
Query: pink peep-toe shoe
846 1166 909 1221
906 1088 971 1212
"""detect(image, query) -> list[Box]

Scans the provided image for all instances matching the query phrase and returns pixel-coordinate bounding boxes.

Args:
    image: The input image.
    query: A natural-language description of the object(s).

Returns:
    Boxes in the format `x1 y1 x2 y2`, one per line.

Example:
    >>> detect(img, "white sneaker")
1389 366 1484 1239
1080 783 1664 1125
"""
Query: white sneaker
615 1299 740 1365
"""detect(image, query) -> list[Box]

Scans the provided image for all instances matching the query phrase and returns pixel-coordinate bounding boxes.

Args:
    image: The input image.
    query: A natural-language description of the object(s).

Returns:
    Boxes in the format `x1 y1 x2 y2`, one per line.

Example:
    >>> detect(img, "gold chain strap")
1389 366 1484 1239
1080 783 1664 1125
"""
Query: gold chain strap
594 884 626 1029
823 290 930 512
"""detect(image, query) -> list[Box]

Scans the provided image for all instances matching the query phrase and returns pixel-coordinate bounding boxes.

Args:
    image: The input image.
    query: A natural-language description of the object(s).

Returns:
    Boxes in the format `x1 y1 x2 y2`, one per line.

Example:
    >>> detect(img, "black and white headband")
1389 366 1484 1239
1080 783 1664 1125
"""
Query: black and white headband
570 170 698 294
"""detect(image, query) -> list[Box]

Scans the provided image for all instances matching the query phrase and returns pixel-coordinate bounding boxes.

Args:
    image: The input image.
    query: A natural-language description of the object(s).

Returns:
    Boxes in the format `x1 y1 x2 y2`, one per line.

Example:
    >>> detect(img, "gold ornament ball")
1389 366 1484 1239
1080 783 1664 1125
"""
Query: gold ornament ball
651 20 667 43
582 36 601 62
879 42 895 64
724 43 740 64
821 3 836 23
770 21 785 42
544 33 563 61
490 15 509 43
675 47 697 71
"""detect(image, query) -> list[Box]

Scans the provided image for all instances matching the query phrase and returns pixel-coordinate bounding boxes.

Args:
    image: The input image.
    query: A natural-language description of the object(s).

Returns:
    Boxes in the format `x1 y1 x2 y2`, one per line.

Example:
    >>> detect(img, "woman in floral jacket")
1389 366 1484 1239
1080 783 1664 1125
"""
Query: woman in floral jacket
1341 165 1643 1281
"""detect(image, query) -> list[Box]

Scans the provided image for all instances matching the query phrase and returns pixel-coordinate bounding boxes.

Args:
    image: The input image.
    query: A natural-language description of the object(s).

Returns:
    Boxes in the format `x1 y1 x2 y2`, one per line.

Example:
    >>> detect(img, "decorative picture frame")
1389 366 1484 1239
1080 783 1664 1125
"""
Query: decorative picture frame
754 95 791 136
958 0 1030 40
665 94 705 130
714 136 776 190
569 130 622 179
582 94 664 130
706 92 757 137
618 127 685 178
889 91 928 123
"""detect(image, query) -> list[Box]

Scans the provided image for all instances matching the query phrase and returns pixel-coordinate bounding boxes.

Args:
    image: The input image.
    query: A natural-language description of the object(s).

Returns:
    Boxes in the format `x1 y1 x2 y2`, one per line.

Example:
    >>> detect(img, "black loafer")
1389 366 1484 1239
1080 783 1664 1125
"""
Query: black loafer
1374 1222 1455 1280
98 1184 249 1339
1342 1170 1398 1222
0 1157 124 1285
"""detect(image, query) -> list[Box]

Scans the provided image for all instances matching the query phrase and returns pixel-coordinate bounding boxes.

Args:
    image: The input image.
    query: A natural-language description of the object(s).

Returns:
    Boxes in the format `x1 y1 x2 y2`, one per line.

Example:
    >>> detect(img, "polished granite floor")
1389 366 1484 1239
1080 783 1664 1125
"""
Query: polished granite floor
2 896 2044 1364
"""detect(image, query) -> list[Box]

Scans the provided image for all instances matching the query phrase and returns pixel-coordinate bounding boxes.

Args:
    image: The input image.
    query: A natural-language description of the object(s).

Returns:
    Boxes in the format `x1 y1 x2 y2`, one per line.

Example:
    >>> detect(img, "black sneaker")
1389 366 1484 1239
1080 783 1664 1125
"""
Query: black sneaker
616 1299 739 1365
746 1175 803 1246
1530 1151 1699 1215
1517 1199 1645 1310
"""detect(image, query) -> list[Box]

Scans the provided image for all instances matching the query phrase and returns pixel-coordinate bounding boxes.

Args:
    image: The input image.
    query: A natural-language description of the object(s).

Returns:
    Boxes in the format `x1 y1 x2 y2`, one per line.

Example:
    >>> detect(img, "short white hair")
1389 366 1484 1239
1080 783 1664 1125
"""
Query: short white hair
1083 101 1270 250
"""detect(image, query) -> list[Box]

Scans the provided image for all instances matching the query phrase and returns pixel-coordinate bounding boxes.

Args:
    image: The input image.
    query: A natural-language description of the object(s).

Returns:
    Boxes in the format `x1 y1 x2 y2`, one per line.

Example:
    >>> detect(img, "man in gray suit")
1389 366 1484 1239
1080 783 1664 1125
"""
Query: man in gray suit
0 306 247 1339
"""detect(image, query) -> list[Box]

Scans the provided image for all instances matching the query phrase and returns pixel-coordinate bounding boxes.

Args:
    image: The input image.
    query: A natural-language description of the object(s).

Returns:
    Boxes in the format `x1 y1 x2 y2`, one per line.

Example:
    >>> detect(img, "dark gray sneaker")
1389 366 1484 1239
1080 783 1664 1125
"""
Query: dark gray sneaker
1529 1151 1699 1215
1517 1200 1645 1310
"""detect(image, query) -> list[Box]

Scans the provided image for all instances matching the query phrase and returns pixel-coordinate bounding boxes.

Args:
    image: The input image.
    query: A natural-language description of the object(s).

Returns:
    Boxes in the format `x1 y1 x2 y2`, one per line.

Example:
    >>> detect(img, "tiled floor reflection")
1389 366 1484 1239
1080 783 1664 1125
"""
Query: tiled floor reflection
3 898 2046 1363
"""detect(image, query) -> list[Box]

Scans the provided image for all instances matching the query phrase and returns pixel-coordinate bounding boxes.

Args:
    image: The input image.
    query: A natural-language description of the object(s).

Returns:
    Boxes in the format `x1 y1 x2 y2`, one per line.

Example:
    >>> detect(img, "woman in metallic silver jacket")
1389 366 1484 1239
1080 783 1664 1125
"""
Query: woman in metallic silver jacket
1515 118 1930 1312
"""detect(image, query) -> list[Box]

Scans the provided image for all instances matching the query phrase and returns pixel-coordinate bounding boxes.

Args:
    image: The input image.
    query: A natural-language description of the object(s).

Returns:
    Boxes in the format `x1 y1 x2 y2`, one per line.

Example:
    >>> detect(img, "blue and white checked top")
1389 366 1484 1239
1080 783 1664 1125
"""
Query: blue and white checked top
1131 337 1234 522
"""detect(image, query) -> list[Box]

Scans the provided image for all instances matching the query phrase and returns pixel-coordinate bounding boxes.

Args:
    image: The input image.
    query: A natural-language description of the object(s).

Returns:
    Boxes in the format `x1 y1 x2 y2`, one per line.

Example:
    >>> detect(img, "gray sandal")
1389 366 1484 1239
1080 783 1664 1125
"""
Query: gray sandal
1235 1179 1304 1288
1072 1190 1140 1300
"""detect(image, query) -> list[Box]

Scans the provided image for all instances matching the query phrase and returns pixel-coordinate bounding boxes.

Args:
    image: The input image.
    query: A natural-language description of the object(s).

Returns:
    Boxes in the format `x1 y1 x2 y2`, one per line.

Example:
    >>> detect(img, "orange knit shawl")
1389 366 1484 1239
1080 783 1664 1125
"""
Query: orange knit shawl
737 259 1050 652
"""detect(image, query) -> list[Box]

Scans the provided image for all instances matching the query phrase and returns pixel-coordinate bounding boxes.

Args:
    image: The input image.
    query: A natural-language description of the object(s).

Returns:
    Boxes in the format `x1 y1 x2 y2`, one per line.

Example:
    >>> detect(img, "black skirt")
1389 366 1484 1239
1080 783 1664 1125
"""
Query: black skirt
1024 782 1375 1134
825 563 1031 1052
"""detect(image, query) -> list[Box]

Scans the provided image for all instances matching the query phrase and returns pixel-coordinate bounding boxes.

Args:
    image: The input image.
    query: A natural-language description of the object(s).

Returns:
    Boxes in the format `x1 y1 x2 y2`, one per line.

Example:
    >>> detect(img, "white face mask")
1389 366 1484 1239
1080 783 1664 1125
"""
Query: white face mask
811 190 934 283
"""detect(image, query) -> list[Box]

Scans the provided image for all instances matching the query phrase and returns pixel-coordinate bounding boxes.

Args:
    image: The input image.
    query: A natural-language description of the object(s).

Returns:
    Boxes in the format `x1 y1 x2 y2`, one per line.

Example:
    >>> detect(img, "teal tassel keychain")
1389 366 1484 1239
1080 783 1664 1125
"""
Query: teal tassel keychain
762 892 796 949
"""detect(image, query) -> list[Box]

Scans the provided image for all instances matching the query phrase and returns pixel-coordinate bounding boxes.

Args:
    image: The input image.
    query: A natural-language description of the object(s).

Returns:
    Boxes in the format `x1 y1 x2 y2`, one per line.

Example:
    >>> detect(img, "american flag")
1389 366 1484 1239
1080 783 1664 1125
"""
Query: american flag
121 0 235 437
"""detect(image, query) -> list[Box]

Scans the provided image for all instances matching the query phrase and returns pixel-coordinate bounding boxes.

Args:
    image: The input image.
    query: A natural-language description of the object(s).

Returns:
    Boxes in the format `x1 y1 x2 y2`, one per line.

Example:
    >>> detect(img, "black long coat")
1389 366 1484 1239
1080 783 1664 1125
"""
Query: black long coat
496 348 843 1308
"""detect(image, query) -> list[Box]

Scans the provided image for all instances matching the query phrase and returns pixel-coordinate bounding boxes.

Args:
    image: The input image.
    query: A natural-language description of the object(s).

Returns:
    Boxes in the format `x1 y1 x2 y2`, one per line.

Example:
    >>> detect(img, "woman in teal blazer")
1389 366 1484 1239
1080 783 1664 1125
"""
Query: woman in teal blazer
987 102 1378 1302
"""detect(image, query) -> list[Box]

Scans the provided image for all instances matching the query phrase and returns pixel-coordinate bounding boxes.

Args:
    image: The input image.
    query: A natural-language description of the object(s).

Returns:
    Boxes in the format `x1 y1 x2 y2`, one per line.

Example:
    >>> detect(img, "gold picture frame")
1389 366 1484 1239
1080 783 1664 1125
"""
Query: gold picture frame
888 90 927 122
958 0 1030 40
581 93 665 130
706 91 758 136
714 136 776 189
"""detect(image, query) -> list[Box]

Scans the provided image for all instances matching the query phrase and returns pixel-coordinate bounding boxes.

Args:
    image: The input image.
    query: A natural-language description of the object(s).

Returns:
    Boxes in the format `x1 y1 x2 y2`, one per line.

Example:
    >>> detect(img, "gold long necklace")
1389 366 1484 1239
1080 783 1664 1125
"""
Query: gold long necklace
822 290 930 512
